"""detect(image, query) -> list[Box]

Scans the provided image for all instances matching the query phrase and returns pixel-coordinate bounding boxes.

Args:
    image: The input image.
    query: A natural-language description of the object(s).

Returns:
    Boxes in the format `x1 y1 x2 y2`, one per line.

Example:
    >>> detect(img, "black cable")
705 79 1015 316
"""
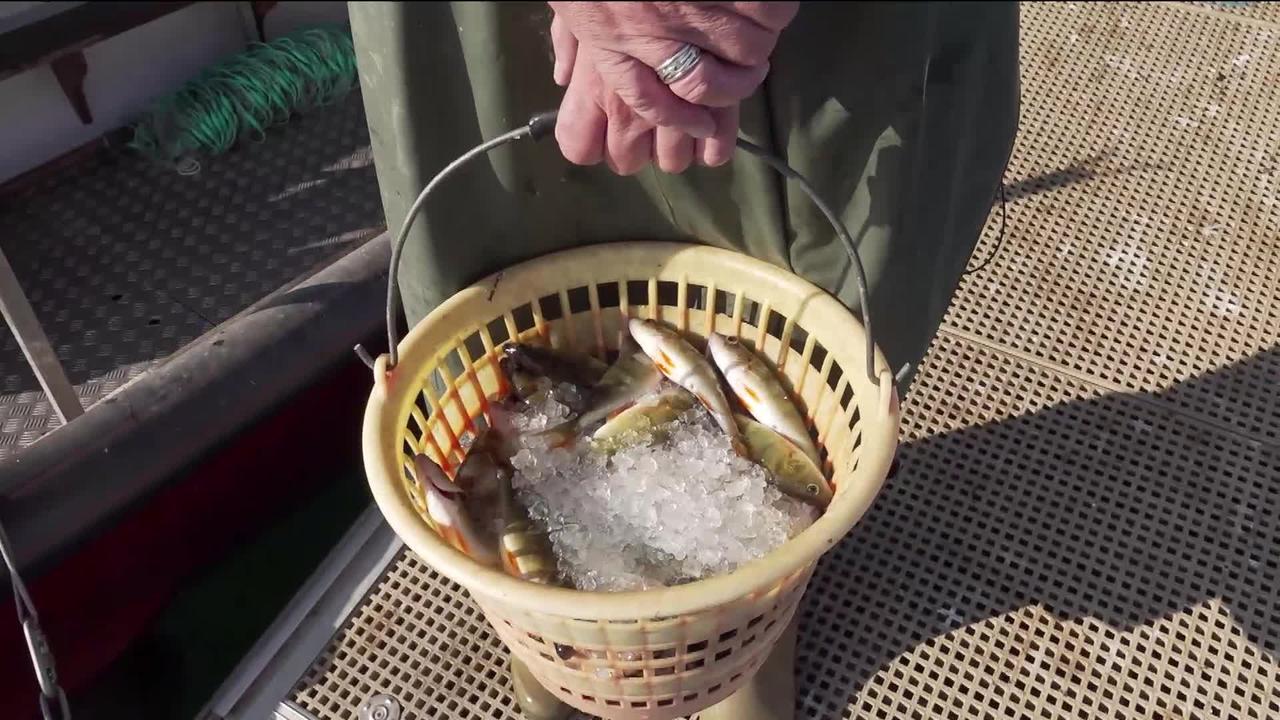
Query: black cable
963 179 1008 276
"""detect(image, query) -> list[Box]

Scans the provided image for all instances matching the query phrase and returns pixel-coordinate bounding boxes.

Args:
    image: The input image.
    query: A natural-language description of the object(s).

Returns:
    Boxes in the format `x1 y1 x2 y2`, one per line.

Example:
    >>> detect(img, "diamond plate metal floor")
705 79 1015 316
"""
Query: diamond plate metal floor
284 4 1280 719
0 92 384 459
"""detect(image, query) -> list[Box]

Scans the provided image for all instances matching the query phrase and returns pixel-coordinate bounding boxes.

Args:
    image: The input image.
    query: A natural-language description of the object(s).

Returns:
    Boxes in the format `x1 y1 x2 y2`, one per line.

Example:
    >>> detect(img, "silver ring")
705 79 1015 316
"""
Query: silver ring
656 43 703 85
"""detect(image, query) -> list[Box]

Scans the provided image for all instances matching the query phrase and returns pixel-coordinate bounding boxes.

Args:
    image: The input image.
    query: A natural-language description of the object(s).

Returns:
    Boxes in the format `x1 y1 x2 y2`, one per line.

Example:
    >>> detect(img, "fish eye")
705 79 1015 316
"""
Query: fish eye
807 483 819 495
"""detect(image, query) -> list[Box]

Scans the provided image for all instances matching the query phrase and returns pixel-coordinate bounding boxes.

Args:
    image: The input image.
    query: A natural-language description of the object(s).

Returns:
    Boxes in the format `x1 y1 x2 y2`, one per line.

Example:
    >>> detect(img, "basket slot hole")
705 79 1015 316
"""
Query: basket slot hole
688 283 708 310
766 309 787 339
684 693 699 702
595 281 621 309
826 361 844 392
537 294 563 322
626 280 649 306
718 629 738 642
442 351 466 383
657 698 674 707
715 649 732 661
742 633 757 647
765 619 777 631
512 303 536 333
741 298 762 327
486 317 510 346
714 289 733 317
654 665 675 676
462 332 487 366
567 285 591 314
839 384 855 411
653 647 676 659
809 343 828 373
708 684 723 695
788 324 809 355
747 615 764 628
582 695 596 703
686 658 705 670
655 280 680 308
848 404 862 432
630 701 648 709
731 673 742 683
605 699 622 708
687 640 708 653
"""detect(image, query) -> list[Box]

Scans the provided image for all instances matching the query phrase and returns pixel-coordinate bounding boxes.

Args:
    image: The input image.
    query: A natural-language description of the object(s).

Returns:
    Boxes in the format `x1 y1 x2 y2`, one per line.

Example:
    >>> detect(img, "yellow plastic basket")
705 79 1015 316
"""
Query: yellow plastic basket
361 113 900 720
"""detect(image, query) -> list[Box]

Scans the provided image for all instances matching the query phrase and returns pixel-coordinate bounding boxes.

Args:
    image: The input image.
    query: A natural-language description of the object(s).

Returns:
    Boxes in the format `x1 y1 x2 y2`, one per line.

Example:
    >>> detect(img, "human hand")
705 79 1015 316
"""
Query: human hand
554 26 743 175
548 2 796 138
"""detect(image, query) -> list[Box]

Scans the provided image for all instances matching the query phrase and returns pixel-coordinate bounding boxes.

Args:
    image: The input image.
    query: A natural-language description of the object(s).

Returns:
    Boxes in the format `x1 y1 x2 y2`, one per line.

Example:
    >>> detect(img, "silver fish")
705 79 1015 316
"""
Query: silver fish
413 454 500 566
538 333 663 446
590 384 697 454
735 413 833 508
707 333 822 466
628 318 747 456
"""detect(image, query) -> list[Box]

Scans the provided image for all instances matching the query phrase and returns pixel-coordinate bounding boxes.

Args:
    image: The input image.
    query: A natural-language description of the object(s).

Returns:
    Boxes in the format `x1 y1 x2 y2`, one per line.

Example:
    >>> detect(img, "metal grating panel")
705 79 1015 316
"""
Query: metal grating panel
951 2 1280 442
1192 1 1280 25
291 551 524 720
0 92 383 458
288 3 1280 718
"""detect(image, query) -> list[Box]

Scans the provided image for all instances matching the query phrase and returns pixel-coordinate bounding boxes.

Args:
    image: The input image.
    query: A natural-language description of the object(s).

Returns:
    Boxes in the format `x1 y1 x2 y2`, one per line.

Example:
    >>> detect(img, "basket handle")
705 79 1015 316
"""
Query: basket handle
366 110 879 385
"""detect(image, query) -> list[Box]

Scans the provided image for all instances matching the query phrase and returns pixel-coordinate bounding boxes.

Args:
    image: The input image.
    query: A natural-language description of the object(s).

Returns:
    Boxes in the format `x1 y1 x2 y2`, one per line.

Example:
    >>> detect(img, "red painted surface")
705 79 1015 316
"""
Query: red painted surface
0 359 370 718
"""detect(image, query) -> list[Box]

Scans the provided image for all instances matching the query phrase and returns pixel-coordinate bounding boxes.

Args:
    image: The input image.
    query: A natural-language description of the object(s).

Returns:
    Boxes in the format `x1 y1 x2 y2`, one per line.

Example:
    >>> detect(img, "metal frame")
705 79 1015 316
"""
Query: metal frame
0 247 82 423
197 505 402 720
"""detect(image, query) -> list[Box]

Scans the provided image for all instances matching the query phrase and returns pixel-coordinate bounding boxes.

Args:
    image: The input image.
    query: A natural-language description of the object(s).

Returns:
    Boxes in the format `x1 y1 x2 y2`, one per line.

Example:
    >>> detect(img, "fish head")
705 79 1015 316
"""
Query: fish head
707 332 749 373
627 318 678 375
413 454 463 498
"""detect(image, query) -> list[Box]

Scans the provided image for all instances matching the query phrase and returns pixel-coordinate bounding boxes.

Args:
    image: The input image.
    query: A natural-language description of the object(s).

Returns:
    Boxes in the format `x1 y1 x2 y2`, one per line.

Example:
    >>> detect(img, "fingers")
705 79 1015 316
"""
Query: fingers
603 93 655 176
555 49 607 166
696 105 740 167
591 47 716 139
550 13 578 87
667 55 769 108
654 126 695 174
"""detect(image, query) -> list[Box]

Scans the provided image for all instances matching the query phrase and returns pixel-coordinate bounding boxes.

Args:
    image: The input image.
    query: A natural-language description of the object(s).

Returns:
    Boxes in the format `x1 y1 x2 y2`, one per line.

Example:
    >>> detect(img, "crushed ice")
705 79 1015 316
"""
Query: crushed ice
507 393 818 592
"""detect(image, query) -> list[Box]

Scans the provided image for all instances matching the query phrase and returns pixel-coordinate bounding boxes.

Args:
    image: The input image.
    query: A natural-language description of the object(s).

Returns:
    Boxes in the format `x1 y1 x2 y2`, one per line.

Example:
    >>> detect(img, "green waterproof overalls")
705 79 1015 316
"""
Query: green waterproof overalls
350 2 1019 392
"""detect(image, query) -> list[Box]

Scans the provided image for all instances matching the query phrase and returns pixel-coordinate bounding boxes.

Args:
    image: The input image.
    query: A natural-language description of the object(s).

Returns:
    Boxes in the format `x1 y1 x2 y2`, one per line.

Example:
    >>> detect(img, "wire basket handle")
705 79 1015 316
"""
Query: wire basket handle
366 110 879 385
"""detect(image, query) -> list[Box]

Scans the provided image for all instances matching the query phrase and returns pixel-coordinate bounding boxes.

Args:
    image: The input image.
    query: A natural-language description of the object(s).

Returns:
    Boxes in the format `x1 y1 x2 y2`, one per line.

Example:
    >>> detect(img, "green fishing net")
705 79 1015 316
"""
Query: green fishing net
129 26 357 163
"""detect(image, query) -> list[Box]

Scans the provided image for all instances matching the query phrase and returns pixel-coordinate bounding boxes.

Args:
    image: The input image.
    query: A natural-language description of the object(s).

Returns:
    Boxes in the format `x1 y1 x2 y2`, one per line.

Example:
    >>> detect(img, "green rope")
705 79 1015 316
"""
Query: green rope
129 26 357 163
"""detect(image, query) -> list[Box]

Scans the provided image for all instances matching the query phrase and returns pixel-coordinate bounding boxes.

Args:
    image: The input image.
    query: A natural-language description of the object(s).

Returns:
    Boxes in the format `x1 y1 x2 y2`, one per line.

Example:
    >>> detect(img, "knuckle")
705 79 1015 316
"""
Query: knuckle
672 67 717 106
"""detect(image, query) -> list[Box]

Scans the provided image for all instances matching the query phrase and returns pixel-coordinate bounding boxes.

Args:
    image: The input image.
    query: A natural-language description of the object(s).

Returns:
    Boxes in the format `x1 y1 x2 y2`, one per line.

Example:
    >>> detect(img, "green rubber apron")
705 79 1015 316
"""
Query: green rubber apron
349 1 1019 391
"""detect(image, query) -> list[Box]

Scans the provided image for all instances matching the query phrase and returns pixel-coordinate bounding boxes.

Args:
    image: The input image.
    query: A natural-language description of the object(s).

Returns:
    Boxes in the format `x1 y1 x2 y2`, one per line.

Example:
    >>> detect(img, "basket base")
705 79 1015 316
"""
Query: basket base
696 616 797 720
510 656 574 720
507 616 799 720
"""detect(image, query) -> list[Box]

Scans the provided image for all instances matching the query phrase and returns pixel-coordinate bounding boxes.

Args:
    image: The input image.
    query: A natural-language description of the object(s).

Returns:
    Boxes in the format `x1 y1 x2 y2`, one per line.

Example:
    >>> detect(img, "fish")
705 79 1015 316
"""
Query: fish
590 384 696 454
497 466 559 585
627 318 748 457
734 414 833 508
537 334 663 446
501 342 608 388
413 454 501 566
707 333 822 466
498 354 590 414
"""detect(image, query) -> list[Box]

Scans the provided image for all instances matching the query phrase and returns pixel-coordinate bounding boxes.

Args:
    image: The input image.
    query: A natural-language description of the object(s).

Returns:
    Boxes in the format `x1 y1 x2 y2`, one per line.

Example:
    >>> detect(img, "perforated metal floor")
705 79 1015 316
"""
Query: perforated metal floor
289 4 1280 718
0 92 383 459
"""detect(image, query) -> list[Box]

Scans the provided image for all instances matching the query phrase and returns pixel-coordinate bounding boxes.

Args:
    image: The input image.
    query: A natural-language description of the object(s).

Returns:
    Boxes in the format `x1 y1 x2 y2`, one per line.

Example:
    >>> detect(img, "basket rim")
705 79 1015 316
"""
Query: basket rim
362 241 900 621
